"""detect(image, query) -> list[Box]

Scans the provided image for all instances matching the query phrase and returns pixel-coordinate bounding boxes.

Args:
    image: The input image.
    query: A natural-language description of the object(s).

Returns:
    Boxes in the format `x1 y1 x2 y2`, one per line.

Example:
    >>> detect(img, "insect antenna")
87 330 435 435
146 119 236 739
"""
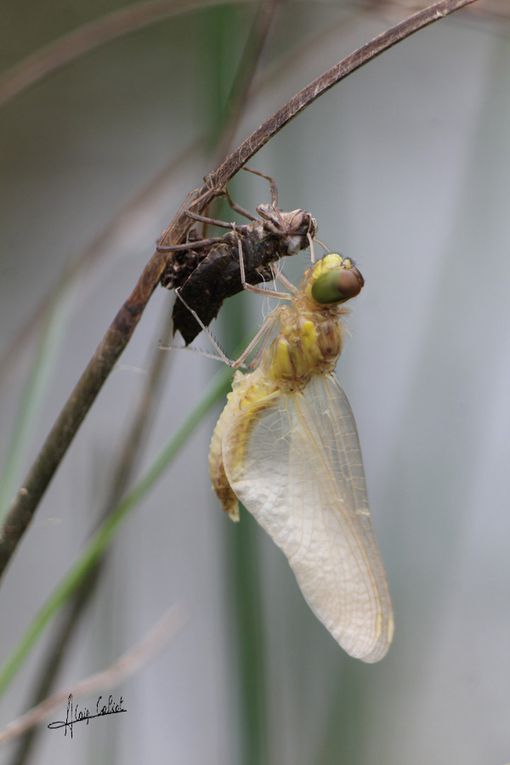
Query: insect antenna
314 237 331 254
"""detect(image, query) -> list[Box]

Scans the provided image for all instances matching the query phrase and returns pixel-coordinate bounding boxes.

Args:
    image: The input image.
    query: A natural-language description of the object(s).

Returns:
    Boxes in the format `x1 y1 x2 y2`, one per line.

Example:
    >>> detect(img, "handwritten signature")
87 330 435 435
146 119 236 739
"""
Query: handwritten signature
48 693 126 738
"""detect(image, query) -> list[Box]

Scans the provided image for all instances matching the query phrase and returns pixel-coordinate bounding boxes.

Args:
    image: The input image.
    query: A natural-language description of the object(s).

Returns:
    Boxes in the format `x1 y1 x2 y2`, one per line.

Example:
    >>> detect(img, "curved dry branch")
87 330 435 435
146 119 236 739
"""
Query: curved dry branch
0 0 478 582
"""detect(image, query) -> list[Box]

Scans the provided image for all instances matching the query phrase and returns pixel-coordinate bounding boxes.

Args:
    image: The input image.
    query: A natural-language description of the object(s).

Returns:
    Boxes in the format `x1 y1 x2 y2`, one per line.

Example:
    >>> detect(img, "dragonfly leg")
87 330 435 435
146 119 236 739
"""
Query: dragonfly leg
184 210 237 230
231 313 278 369
159 341 246 368
172 284 275 371
173 288 242 367
242 167 279 207
185 188 259 228
202 168 278 223
274 269 298 294
155 234 225 252
223 186 258 222
236 236 292 301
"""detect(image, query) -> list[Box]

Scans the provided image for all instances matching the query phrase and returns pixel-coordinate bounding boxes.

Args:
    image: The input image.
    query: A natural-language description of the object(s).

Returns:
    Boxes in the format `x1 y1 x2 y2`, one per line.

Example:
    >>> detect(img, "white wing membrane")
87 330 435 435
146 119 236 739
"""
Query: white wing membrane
222 373 393 662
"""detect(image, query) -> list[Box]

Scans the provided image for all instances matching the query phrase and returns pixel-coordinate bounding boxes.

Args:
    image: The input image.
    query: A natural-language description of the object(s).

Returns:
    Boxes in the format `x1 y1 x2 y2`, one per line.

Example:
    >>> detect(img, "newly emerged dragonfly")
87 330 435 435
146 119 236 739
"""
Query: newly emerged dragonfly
209 251 394 662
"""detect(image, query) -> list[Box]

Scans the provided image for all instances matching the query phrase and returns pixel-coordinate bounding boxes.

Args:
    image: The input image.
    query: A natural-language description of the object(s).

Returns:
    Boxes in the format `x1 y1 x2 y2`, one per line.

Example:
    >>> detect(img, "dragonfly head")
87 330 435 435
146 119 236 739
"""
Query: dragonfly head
307 253 364 306
257 204 317 246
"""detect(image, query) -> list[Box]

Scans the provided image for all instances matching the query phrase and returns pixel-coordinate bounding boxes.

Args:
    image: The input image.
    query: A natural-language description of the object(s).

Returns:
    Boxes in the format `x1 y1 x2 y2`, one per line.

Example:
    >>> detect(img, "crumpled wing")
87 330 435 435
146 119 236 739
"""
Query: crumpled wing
222 373 394 662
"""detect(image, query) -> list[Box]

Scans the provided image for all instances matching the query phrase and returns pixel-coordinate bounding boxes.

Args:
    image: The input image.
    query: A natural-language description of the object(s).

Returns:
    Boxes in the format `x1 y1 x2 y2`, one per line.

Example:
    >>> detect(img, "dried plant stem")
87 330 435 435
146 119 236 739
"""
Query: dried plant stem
0 0 478 583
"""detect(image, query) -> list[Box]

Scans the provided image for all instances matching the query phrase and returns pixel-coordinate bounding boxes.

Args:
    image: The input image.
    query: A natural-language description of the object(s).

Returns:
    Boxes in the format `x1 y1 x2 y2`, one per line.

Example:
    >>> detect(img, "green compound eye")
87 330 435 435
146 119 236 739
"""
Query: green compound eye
311 265 365 304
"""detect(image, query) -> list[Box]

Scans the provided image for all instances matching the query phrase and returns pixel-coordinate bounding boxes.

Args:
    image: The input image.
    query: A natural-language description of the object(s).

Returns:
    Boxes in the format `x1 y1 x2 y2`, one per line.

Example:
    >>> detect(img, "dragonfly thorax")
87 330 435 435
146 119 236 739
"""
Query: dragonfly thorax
263 305 344 390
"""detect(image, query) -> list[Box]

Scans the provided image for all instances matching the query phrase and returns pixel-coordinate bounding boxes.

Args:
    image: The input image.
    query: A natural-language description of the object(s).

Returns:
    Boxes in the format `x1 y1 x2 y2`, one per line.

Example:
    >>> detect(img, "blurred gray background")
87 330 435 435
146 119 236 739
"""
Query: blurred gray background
1 1 510 763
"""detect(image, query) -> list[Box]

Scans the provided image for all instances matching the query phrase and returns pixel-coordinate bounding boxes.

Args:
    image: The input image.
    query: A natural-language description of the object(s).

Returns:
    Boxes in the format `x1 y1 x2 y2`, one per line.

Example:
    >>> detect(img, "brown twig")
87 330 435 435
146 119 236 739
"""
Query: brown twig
0 605 185 745
372 0 509 22
0 0 478 582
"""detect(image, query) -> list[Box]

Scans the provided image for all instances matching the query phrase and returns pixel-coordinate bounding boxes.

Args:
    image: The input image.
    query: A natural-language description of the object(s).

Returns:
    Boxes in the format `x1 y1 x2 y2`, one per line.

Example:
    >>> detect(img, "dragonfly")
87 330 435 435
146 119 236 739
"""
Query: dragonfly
209 249 394 662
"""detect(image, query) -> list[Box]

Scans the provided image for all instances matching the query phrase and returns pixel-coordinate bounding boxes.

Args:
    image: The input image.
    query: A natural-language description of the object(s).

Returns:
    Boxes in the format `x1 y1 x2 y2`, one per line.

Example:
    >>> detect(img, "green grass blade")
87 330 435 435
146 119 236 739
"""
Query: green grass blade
0 296 69 524
0 362 232 697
